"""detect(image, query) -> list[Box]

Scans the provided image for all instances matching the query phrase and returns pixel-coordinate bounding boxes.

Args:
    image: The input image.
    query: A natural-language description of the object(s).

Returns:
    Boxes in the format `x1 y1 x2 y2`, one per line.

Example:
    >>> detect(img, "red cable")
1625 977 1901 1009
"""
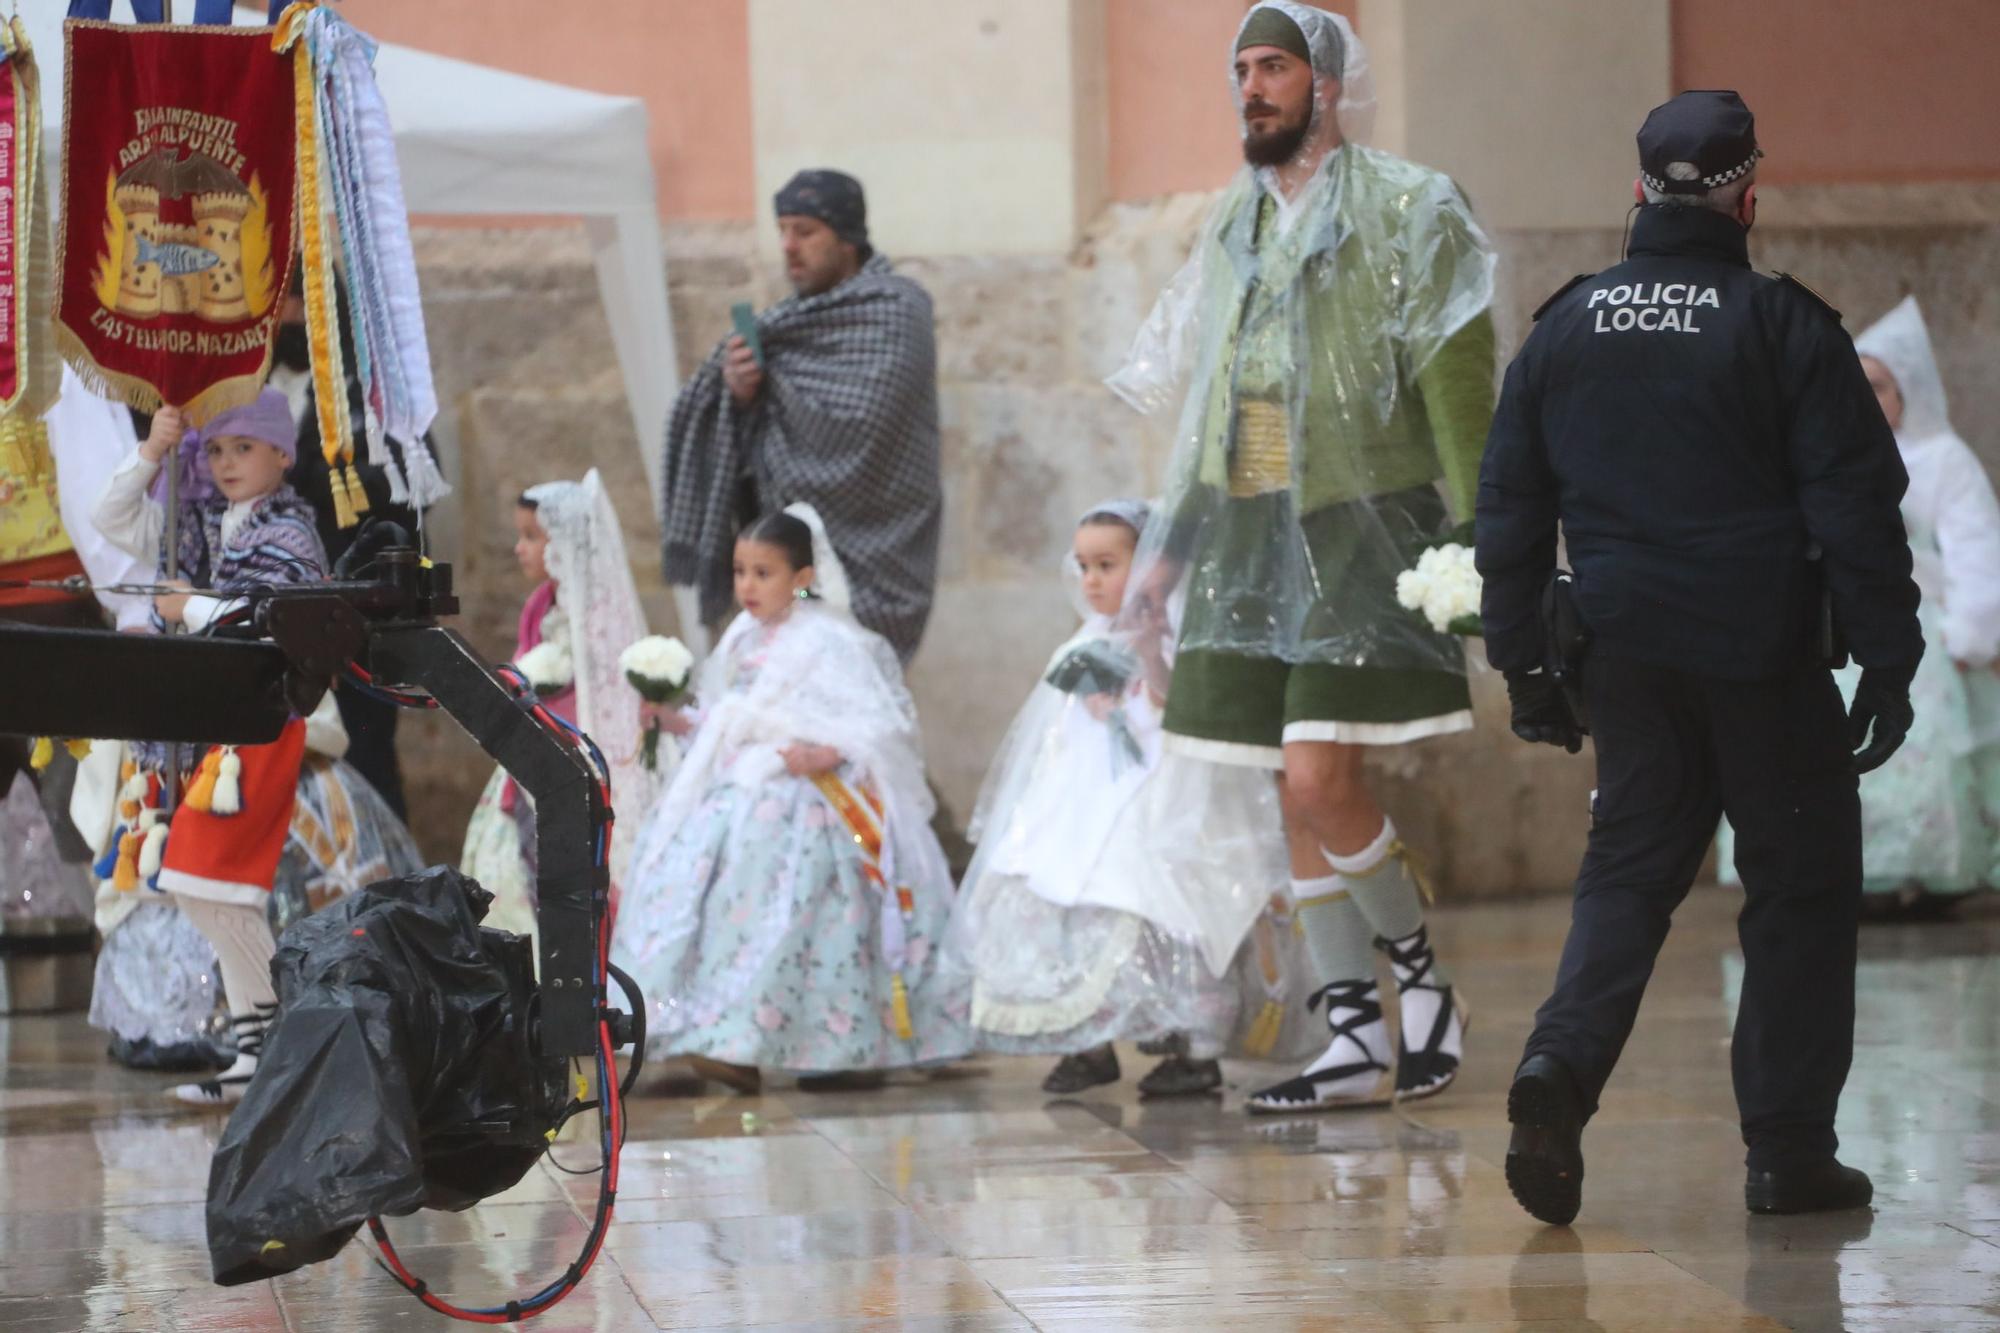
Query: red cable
366 849 623 1322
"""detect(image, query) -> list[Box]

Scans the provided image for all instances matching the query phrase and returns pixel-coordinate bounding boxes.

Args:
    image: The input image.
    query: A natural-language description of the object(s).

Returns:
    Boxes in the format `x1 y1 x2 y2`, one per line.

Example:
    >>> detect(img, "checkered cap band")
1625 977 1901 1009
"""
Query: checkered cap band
1642 149 1760 195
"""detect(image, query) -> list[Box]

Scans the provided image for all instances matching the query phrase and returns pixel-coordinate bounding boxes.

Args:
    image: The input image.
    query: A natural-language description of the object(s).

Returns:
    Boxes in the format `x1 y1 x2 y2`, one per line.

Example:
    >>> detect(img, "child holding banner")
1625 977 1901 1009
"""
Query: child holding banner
91 387 325 1105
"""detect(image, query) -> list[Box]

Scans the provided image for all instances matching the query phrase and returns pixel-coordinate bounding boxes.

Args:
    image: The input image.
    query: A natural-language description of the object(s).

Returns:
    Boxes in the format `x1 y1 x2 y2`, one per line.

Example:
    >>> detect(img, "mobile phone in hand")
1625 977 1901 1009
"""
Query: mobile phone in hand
730 302 764 368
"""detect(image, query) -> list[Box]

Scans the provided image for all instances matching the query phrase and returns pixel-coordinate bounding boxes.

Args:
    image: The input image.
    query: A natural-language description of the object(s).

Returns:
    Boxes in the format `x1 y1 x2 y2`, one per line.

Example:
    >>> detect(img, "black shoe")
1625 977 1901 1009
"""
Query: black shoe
169 1005 275 1109
796 1070 888 1093
107 1034 232 1073
1042 1045 1120 1095
1859 884 1961 924
1745 1160 1873 1215
688 1055 763 1094
1137 1055 1222 1099
1505 1054 1585 1226
1136 1033 1187 1058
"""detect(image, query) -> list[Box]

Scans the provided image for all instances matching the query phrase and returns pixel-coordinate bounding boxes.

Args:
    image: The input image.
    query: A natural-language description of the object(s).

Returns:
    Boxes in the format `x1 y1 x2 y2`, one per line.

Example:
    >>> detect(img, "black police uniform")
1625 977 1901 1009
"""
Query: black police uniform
1476 199 1922 1171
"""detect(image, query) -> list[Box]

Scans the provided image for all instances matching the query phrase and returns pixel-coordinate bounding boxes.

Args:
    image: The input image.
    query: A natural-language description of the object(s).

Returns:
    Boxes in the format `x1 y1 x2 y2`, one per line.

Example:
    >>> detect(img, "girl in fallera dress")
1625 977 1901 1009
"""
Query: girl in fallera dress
459 471 662 951
1850 298 2000 908
946 501 1315 1097
615 507 969 1092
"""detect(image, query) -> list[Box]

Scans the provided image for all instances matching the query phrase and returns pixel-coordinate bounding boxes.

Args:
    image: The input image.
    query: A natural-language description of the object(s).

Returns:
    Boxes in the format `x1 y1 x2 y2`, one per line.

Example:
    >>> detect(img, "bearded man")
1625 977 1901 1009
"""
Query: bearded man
1110 3 1497 1113
662 169 942 664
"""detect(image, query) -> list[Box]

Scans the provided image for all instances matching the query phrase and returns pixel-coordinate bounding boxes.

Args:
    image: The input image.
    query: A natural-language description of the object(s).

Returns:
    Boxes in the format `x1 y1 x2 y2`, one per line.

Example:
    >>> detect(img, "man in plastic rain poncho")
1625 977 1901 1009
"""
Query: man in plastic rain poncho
1107 2 1496 1114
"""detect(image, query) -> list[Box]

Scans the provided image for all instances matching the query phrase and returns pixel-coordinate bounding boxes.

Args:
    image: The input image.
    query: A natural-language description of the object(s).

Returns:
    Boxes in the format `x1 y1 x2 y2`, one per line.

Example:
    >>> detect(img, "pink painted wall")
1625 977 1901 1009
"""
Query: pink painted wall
1105 0 1358 202
1673 0 2000 183
333 1 1998 222
337 0 757 220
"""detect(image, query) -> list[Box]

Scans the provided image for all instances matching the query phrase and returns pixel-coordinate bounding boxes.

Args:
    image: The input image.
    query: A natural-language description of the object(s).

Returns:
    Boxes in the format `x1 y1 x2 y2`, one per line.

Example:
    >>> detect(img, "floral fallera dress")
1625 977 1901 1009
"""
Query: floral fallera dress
617 610 969 1073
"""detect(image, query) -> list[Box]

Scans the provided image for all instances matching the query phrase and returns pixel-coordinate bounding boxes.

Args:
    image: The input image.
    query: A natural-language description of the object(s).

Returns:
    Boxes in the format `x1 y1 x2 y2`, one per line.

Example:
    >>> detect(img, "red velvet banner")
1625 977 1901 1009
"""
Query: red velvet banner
55 19 297 423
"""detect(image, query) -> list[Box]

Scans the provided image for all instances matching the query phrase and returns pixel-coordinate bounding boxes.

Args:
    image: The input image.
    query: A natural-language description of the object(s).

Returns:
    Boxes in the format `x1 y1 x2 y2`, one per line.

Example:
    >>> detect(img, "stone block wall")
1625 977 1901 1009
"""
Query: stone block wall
393 205 2000 897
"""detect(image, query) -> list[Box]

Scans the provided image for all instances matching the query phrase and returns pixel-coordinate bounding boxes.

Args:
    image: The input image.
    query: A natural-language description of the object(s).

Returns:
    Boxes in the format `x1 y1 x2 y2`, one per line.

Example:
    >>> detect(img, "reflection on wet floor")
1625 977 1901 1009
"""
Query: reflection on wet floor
4 885 1999 1329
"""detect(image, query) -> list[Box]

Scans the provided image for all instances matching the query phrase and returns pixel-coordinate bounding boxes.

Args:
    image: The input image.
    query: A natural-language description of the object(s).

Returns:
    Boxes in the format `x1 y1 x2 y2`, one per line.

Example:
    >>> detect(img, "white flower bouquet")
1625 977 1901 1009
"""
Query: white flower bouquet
515 639 574 696
620 635 696 770
1395 542 1484 637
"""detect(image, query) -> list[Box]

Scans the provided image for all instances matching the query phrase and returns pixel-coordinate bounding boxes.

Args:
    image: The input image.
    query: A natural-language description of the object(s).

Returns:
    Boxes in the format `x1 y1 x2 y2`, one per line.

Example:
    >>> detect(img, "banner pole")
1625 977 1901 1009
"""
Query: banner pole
162 406 179 815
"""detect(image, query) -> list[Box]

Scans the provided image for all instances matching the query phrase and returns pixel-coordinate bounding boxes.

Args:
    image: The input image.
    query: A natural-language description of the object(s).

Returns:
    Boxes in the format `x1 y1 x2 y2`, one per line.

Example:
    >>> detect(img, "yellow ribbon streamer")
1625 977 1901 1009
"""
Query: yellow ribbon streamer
274 3 358 527
1 19 58 429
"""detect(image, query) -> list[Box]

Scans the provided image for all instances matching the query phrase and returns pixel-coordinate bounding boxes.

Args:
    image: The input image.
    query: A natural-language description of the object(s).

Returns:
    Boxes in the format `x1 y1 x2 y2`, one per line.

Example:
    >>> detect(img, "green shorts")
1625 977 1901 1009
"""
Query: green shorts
1162 651 1473 768
1160 485 1474 768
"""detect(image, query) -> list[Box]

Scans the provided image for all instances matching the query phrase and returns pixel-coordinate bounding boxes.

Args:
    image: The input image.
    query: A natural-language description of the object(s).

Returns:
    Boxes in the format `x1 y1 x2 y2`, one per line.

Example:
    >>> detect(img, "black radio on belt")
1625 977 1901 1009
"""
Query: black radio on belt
1541 570 1592 734
1806 542 1849 670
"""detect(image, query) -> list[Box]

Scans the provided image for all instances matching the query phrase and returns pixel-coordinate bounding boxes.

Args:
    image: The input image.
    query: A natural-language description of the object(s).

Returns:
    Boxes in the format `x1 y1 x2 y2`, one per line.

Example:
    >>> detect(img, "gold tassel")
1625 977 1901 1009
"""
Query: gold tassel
63 738 92 761
343 463 370 516
1241 1001 1284 1059
330 474 357 529
890 975 914 1042
212 747 243 816
279 11 358 529
183 749 222 814
28 736 54 770
112 828 143 892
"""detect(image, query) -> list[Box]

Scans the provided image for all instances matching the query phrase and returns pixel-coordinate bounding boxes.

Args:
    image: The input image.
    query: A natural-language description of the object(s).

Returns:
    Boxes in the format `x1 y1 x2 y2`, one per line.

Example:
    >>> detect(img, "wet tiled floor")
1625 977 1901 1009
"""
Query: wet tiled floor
5 885 2000 1329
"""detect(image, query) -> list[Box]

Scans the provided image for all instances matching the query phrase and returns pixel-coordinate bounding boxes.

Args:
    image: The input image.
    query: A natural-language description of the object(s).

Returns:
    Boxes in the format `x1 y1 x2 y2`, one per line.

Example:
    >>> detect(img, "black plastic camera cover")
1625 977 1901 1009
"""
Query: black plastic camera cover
206 866 569 1286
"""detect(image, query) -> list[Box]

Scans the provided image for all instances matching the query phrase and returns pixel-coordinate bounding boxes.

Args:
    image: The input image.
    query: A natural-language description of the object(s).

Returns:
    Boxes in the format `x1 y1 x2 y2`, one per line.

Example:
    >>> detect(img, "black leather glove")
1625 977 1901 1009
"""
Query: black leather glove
1505 669 1583 754
1848 662 1917 775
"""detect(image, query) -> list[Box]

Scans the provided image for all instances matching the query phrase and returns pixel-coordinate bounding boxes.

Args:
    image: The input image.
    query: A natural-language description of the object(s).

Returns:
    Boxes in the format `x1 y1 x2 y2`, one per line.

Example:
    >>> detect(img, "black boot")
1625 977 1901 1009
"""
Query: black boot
1745 1160 1873 1215
1042 1044 1120 1095
1506 1054 1586 1226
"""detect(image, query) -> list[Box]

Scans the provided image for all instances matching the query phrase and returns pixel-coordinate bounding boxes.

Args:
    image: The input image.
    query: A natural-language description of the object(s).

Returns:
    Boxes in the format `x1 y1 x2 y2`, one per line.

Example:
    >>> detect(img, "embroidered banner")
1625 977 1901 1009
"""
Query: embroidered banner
55 18 298 423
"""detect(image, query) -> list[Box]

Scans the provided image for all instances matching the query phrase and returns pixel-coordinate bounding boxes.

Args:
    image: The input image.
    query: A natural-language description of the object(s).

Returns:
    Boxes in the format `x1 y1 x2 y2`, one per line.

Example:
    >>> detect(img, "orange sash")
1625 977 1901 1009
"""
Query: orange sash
812 772 917 1041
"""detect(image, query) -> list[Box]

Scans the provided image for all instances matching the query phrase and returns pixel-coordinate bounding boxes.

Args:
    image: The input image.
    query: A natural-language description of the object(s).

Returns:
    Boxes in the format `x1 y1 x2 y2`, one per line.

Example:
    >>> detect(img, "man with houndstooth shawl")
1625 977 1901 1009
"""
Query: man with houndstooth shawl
662 169 942 664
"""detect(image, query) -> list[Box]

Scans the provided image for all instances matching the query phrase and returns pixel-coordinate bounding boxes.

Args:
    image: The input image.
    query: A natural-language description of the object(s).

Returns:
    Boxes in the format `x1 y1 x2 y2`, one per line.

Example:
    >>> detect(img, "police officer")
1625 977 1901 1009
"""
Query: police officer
1475 90 1923 1226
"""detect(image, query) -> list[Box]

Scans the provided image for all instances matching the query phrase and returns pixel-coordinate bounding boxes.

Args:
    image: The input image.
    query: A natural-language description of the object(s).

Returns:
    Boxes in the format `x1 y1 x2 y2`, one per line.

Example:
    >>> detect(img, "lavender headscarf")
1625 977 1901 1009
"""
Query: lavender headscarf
149 388 298 505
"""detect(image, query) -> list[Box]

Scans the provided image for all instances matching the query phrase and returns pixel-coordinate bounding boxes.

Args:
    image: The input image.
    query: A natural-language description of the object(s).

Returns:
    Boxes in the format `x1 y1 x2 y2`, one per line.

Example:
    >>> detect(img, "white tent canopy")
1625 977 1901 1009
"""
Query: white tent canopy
22 0 679 506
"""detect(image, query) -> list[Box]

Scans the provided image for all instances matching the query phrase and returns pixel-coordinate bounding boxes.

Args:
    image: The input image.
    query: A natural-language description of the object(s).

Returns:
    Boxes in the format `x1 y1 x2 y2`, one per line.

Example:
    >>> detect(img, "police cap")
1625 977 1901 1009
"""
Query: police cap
1637 90 1763 195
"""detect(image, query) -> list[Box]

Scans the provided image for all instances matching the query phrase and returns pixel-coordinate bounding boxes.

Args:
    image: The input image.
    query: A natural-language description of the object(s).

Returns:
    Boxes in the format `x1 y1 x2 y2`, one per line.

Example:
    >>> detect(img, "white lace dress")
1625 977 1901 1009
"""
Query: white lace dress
943 616 1319 1063
460 471 668 954
615 606 970 1072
